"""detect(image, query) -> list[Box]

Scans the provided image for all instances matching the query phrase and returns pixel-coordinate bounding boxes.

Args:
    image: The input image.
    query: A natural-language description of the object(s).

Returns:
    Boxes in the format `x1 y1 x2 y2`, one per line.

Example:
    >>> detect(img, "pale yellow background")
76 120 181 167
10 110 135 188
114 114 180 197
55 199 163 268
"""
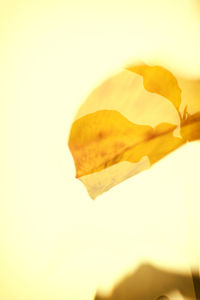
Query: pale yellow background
0 0 200 299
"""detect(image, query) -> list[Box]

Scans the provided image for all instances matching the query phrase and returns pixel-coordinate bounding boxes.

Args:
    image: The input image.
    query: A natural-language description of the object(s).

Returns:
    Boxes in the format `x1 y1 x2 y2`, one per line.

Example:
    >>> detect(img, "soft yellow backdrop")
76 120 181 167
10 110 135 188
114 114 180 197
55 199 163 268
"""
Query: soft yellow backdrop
0 0 200 299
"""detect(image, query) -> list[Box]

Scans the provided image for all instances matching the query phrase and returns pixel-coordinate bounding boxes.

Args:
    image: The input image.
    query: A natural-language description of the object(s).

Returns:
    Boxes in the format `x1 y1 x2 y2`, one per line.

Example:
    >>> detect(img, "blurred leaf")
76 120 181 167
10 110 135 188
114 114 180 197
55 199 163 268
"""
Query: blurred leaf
94 263 198 300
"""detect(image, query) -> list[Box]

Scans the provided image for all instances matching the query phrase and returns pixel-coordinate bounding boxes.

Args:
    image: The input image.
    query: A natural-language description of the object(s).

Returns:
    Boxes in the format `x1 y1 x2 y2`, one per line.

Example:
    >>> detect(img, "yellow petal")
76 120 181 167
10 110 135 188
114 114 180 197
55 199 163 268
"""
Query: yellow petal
126 63 182 112
69 110 182 177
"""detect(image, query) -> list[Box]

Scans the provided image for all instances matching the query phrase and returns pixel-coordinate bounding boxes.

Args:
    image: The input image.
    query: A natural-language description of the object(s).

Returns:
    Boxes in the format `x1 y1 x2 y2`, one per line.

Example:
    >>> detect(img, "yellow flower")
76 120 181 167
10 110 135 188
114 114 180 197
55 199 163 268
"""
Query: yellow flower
68 63 200 199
